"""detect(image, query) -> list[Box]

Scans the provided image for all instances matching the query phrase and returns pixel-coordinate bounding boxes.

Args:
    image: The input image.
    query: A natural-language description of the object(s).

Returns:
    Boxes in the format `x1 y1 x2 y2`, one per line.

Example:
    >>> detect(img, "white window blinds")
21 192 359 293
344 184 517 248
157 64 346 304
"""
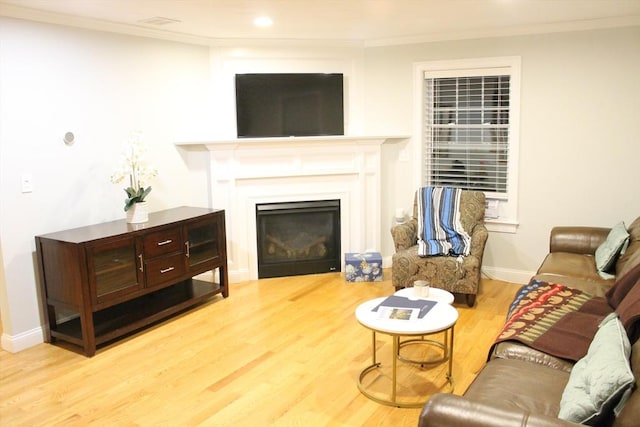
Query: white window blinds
424 73 510 194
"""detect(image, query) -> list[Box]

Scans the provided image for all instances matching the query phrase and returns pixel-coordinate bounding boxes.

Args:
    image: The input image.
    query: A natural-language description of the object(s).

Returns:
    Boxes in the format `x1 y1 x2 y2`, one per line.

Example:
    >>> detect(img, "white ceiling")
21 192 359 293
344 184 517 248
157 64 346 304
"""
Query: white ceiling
1 0 640 46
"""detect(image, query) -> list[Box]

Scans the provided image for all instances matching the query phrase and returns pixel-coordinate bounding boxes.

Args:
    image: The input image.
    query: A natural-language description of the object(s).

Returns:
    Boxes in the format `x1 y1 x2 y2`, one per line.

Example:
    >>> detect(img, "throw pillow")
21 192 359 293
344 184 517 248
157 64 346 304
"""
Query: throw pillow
558 313 634 425
595 222 630 277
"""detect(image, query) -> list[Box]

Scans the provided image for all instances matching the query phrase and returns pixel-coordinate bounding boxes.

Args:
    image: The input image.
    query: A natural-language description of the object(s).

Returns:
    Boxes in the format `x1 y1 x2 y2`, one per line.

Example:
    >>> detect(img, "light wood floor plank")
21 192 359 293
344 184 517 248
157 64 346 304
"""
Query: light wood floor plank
0 270 517 426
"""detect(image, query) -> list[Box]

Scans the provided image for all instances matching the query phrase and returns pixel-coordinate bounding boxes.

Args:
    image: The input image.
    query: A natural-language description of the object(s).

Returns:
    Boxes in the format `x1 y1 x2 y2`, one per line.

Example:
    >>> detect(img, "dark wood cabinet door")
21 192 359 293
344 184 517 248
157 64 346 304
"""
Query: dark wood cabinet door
86 236 143 306
185 216 222 273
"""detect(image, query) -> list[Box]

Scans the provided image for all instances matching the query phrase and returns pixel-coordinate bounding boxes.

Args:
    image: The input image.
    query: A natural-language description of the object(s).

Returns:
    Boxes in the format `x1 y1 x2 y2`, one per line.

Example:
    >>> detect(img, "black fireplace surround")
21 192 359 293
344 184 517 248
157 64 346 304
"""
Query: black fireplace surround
256 200 341 278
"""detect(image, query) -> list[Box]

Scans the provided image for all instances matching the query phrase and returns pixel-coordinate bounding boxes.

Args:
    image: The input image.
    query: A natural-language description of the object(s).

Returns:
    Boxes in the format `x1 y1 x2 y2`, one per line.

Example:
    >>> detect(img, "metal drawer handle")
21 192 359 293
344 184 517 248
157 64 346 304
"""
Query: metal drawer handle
138 254 144 272
185 241 190 258
160 267 175 274
157 239 173 246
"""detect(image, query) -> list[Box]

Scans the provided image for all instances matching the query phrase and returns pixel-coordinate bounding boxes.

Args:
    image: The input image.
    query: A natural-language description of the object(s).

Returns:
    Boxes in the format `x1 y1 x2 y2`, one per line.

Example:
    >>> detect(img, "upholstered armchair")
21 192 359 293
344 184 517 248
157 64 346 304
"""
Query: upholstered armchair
391 190 488 307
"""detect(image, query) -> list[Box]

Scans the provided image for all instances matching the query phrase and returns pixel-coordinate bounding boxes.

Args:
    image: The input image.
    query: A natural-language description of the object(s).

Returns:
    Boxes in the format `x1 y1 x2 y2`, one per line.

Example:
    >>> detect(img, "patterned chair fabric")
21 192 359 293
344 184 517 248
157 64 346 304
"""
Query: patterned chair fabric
391 189 488 307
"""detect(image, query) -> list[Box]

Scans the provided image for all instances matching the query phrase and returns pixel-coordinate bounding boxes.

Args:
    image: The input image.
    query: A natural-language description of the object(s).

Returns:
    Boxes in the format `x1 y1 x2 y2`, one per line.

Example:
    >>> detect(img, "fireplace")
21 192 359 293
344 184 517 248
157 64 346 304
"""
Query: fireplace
175 135 407 282
256 200 341 278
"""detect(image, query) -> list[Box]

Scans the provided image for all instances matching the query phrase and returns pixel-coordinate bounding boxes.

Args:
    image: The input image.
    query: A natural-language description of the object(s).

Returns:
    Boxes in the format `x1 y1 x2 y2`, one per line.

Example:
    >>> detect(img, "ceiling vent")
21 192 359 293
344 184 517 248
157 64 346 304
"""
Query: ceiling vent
138 17 181 26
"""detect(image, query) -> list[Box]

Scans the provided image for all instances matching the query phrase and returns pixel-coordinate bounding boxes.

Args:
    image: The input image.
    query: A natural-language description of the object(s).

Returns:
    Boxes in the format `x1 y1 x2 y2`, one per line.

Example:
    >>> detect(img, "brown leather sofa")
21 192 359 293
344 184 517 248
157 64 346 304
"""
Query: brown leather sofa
419 216 640 427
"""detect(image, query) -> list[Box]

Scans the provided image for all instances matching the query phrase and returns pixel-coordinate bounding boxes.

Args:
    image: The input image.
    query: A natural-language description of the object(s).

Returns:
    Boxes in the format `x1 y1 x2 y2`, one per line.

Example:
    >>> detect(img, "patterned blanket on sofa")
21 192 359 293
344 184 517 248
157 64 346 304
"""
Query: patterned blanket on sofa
491 279 612 362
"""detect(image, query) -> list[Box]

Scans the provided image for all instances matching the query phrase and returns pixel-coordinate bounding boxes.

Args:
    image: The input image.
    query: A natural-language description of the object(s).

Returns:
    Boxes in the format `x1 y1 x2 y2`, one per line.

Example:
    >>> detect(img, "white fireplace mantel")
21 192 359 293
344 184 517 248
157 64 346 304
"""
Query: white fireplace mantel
176 135 408 282
175 135 408 149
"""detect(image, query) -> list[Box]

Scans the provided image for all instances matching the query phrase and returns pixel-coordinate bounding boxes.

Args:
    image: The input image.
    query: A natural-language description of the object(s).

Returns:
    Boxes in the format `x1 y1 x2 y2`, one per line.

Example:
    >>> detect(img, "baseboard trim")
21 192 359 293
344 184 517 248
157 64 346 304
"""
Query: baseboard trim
383 255 533 285
482 266 534 284
229 268 251 283
382 255 393 269
1 327 44 353
228 258 532 285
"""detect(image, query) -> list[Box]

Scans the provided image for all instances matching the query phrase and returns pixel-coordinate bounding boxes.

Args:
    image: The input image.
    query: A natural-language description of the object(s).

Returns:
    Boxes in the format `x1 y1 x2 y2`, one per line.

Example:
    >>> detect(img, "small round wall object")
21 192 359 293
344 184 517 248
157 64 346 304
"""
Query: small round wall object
63 132 75 146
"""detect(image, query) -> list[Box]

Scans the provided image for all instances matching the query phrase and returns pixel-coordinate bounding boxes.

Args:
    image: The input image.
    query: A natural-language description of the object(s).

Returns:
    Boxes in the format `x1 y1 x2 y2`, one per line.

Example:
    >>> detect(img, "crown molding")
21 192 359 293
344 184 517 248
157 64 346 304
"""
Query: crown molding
0 3 214 46
2 3 639 49
365 15 640 47
0 3 363 48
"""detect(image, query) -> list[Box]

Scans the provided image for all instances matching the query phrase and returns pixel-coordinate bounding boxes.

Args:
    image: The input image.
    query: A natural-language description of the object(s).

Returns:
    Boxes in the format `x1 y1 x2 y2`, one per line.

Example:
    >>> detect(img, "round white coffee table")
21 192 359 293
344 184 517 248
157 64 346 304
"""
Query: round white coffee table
355 295 458 407
394 287 455 305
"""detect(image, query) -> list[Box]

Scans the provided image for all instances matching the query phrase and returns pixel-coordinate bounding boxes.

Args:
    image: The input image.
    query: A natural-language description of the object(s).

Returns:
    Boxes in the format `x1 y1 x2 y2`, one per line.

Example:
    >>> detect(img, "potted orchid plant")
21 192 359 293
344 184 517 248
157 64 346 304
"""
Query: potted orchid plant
111 131 158 222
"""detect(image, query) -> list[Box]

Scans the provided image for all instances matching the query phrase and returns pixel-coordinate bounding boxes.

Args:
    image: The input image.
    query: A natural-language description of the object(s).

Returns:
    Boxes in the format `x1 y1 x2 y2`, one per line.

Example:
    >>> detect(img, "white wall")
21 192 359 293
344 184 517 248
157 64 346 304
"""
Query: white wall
0 18 212 351
0 19 367 352
1 16 639 353
366 26 640 282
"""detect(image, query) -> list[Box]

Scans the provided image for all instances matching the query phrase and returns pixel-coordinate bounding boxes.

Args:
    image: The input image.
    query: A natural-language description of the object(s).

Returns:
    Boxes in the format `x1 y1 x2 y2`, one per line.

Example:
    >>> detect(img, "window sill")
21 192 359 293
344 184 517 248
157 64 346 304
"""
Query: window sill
485 218 519 233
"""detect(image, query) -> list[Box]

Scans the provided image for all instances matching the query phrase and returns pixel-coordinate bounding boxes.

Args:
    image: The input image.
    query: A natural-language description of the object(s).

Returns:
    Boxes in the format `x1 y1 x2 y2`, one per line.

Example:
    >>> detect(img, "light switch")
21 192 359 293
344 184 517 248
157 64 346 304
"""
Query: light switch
21 173 34 193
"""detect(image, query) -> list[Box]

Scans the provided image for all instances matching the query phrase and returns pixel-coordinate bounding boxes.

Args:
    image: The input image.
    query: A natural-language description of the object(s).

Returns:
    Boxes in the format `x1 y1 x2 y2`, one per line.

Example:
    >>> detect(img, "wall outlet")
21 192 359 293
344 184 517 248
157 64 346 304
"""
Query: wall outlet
21 173 34 193
485 199 499 219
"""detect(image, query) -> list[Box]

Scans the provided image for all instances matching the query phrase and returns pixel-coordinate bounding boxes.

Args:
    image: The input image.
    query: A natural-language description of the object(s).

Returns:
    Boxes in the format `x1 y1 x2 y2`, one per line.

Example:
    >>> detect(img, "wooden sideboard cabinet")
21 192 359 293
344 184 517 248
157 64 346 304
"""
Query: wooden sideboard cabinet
35 206 228 356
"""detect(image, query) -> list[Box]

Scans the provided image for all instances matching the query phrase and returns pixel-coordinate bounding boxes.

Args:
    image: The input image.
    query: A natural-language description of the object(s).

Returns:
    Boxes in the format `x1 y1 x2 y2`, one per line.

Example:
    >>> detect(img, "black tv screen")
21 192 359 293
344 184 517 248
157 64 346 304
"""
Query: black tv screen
235 73 344 138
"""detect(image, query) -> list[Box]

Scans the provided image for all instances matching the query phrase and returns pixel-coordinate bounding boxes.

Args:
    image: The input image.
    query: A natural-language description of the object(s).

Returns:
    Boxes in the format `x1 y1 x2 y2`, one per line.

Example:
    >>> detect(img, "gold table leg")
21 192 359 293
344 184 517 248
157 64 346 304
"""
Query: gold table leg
372 330 377 365
357 326 455 408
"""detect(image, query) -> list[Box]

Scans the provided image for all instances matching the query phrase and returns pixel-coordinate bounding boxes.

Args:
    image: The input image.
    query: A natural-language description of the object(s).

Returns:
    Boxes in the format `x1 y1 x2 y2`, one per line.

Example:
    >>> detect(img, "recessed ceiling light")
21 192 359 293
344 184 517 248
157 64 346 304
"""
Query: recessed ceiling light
254 16 273 27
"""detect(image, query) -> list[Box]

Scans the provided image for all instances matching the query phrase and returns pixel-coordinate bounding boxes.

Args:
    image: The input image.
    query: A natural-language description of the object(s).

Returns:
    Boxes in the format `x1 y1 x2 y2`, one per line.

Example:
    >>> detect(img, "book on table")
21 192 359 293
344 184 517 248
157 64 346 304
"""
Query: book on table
372 296 437 321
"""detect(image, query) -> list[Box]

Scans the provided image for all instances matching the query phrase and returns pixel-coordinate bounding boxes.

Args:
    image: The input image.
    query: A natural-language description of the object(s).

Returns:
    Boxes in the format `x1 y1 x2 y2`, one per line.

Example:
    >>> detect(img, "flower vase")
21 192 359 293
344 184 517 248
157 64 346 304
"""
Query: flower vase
126 201 149 224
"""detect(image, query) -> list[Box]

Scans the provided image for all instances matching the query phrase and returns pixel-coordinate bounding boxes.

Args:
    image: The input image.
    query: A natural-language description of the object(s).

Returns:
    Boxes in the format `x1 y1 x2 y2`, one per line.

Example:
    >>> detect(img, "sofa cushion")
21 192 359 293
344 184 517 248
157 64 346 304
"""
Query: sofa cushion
616 240 640 279
465 358 569 417
614 269 640 344
549 226 610 255
491 341 574 373
595 222 630 278
537 252 606 283
534 273 613 297
607 261 640 308
616 216 640 276
605 262 640 342
558 313 634 425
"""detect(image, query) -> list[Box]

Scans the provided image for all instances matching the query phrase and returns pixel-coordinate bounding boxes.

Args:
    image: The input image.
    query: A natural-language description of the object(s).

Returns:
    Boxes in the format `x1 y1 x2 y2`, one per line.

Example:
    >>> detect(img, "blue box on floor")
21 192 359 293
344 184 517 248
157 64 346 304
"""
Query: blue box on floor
345 252 383 282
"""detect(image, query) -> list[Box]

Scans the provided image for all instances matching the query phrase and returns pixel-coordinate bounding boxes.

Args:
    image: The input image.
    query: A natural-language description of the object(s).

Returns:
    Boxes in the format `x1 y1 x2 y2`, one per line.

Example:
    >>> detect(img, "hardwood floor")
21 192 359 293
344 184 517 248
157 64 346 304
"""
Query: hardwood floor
0 271 517 426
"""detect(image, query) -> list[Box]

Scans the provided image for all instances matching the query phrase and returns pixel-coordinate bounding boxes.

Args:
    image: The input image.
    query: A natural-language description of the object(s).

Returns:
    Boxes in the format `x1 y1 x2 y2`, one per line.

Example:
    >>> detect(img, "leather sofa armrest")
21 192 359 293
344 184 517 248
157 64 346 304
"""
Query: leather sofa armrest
391 218 418 251
418 394 578 427
549 226 610 255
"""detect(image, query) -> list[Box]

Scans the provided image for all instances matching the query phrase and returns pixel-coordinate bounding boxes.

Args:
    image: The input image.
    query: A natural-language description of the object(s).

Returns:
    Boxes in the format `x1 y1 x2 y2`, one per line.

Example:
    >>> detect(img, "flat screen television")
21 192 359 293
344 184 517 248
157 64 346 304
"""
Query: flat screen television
235 73 344 138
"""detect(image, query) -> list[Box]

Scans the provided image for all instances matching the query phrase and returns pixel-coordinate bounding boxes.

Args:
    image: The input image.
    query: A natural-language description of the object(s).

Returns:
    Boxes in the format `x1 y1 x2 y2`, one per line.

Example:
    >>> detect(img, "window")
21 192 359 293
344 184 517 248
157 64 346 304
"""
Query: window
426 75 509 192
416 57 520 232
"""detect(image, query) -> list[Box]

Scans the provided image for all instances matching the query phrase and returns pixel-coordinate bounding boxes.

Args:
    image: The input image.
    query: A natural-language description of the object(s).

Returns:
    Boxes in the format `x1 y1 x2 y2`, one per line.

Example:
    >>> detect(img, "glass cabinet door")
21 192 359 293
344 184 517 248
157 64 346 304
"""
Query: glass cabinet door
186 218 220 272
87 236 143 305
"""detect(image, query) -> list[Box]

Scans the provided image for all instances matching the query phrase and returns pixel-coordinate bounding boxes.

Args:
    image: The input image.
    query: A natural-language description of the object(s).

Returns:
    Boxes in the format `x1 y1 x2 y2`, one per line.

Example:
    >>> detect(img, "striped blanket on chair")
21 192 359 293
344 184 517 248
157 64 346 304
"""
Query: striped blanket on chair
417 186 471 256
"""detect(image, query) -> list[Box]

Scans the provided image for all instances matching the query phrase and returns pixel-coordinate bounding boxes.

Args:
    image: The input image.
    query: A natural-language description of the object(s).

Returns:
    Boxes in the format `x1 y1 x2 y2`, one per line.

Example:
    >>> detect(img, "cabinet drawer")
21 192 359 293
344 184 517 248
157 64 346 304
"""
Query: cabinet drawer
144 252 186 287
143 228 183 258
